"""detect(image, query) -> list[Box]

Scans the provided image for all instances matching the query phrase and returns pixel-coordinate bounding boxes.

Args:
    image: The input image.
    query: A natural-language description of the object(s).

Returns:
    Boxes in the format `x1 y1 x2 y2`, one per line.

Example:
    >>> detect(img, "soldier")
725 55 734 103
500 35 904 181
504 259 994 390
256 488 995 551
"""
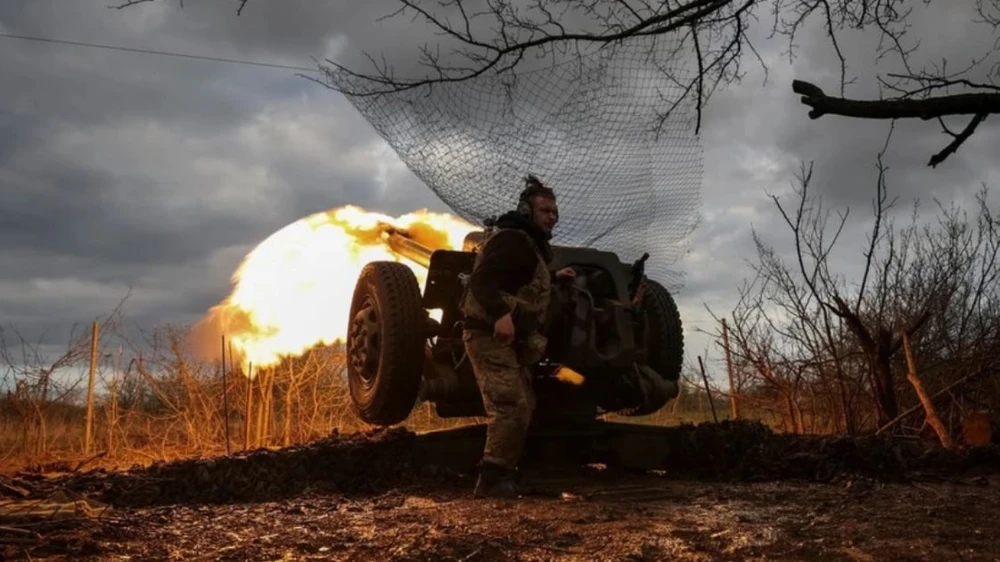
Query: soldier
460 174 575 498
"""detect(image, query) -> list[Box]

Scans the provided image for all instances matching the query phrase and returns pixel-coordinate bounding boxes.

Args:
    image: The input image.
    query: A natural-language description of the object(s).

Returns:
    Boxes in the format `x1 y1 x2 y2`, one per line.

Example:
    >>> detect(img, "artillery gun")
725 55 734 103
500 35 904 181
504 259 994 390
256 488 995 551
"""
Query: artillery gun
345 224 683 429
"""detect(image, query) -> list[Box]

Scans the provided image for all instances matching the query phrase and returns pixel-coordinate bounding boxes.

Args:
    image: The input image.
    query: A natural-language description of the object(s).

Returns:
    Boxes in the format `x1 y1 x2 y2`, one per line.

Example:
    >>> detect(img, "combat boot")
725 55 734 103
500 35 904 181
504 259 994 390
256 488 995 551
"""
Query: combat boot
473 461 522 499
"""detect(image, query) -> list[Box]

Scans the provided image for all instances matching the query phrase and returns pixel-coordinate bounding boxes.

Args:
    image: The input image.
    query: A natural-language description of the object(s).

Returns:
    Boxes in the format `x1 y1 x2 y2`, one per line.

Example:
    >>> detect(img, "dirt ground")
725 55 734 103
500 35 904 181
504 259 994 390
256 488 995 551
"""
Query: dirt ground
4 421 1000 561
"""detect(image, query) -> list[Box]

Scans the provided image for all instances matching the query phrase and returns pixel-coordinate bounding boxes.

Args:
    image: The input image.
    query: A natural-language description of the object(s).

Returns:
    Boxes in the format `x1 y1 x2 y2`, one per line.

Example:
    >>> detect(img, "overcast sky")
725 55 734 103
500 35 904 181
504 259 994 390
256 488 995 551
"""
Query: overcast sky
1 0 998 384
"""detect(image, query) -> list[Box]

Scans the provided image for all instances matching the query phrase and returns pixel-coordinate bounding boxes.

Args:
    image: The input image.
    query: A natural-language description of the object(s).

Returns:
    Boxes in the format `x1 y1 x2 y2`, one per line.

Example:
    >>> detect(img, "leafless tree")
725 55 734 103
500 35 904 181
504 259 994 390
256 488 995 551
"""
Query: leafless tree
719 274 814 432
0 294 129 456
114 0 1000 166
712 144 1000 434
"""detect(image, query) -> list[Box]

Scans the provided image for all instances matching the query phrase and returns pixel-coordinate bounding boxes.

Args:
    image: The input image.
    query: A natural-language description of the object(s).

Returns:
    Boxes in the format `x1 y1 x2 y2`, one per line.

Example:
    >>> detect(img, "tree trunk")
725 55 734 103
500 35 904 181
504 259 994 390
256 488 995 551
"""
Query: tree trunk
831 297 899 430
902 331 953 449
836 374 853 434
783 393 798 434
873 339 900 427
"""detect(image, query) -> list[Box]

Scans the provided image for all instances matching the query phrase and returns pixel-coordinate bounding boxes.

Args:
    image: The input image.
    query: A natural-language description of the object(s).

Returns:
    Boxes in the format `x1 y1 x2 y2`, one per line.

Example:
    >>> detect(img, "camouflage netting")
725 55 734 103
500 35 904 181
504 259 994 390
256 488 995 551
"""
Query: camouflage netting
323 36 704 289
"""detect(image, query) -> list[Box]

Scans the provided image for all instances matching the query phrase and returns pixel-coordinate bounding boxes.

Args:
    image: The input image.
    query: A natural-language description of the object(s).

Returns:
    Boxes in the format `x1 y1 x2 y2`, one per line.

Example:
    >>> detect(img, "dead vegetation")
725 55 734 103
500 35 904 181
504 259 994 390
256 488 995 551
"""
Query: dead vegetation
700 155 1000 446
0 317 477 476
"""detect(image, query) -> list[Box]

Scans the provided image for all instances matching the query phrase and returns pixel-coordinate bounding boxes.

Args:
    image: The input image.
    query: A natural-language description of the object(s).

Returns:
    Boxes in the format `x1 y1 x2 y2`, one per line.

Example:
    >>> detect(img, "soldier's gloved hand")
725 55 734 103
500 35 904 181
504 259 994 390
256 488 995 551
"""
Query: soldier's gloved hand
493 313 515 345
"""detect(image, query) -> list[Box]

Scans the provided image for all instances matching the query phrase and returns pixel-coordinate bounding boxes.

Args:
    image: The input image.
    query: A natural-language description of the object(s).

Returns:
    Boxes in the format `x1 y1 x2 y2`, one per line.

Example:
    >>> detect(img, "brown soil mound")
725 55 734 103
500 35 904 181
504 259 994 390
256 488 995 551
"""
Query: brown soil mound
8 427 431 507
5 421 998 509
650 420 1000 482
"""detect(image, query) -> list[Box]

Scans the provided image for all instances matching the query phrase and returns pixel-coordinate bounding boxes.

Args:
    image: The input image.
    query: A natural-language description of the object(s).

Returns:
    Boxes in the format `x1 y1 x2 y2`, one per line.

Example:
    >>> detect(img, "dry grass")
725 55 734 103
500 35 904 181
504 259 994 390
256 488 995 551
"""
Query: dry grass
3 297 995 476
0 318 740 476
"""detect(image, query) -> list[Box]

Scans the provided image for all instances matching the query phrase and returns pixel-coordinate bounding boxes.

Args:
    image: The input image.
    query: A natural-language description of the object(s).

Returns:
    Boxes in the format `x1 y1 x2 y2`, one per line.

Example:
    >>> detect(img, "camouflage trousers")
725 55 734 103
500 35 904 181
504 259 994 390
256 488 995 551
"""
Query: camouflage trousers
462 330 536 470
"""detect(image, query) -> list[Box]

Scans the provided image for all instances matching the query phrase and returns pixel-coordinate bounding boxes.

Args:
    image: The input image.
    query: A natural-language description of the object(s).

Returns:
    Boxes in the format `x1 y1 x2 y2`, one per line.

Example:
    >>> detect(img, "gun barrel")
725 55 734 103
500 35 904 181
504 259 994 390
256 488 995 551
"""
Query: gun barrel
384 229 434 269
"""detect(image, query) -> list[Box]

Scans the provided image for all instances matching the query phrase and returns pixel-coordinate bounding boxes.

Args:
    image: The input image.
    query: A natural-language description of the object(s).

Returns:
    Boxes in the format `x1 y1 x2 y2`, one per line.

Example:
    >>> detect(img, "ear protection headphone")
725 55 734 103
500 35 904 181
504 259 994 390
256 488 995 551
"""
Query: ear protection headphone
517 193 534 217
517 174 546 217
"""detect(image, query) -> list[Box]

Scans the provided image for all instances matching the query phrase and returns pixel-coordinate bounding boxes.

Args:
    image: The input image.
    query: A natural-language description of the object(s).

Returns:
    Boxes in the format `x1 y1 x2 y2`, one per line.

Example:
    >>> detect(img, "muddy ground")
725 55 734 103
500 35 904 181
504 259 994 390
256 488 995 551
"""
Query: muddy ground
3 421 1000 561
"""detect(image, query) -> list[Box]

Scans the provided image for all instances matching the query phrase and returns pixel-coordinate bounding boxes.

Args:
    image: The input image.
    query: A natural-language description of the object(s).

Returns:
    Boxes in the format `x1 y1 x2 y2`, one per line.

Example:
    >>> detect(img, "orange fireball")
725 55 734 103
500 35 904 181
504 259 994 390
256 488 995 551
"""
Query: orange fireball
194 205 477 371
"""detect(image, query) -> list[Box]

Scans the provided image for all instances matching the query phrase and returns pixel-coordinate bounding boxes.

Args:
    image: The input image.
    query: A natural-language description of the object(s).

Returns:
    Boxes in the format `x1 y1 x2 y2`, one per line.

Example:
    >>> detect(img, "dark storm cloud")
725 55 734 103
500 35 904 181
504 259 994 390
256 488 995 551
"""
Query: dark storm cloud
0 0 450 358
0 112 288 270
0 11 261 134
1 0 997 376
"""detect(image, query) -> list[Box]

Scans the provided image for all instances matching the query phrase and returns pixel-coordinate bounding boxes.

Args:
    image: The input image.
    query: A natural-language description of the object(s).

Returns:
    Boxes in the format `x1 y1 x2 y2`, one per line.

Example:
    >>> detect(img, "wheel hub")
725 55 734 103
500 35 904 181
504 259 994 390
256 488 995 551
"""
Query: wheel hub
348 301 380 387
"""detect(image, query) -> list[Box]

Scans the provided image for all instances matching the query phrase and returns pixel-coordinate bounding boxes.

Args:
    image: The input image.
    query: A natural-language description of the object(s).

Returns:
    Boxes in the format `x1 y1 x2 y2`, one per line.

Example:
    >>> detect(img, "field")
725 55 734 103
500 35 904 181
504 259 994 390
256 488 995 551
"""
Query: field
3 181 999 560
3 330 998 561
3 420 999 561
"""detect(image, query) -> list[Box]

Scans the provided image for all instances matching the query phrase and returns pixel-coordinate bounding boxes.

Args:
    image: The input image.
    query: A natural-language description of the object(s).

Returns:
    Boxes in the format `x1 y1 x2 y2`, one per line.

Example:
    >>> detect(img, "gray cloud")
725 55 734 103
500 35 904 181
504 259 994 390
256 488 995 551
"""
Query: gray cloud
0 0 453 362
1 0 997 384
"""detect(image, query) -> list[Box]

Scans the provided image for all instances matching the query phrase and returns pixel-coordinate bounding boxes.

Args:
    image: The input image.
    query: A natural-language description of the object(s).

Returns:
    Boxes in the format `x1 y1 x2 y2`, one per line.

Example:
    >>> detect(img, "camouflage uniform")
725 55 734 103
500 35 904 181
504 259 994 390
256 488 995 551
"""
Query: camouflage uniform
461 229 552 470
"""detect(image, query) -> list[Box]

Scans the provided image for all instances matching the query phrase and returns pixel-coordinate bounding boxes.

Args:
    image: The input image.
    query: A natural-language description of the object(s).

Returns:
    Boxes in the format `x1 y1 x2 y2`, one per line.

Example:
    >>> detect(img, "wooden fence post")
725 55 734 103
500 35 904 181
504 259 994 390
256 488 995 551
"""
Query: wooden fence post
84 320 99 454
722 318 739 420
221 334 231 455
244 362 253 450
697 356 719 423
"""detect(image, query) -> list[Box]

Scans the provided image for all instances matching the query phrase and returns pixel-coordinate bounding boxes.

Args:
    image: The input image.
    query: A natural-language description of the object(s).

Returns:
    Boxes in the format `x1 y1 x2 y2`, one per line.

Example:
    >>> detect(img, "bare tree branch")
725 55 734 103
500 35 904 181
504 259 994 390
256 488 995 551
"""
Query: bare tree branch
793 79 1000 166
110 0 248 15
928 112 988 168
793 79 1000 120
113 1 1000 170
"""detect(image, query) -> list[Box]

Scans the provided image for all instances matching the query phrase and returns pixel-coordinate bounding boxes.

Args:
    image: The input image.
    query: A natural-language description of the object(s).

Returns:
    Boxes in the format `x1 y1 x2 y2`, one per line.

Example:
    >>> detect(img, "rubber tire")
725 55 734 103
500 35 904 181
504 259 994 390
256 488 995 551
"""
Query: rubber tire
642 277 684 384
622 277 684 416
346 261 425 426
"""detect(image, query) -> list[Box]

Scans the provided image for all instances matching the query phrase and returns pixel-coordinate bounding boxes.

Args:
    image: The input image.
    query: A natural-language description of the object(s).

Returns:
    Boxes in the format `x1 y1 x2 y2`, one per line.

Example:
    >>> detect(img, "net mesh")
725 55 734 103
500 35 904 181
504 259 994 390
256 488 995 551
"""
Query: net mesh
323 35 704 290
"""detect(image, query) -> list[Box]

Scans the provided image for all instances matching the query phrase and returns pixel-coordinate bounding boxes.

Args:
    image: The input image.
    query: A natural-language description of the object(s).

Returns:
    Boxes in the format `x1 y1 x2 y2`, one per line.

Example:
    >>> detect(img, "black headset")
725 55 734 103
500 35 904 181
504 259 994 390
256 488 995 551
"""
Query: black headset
518 175 547 218
517 193 534 218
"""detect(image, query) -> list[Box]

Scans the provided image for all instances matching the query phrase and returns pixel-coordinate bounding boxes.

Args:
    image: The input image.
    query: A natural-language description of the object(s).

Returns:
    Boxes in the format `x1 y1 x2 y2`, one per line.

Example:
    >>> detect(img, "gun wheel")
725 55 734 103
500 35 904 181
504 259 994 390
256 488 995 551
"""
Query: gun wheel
346 261 425 426
643 278 683 382
622 277 684 417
